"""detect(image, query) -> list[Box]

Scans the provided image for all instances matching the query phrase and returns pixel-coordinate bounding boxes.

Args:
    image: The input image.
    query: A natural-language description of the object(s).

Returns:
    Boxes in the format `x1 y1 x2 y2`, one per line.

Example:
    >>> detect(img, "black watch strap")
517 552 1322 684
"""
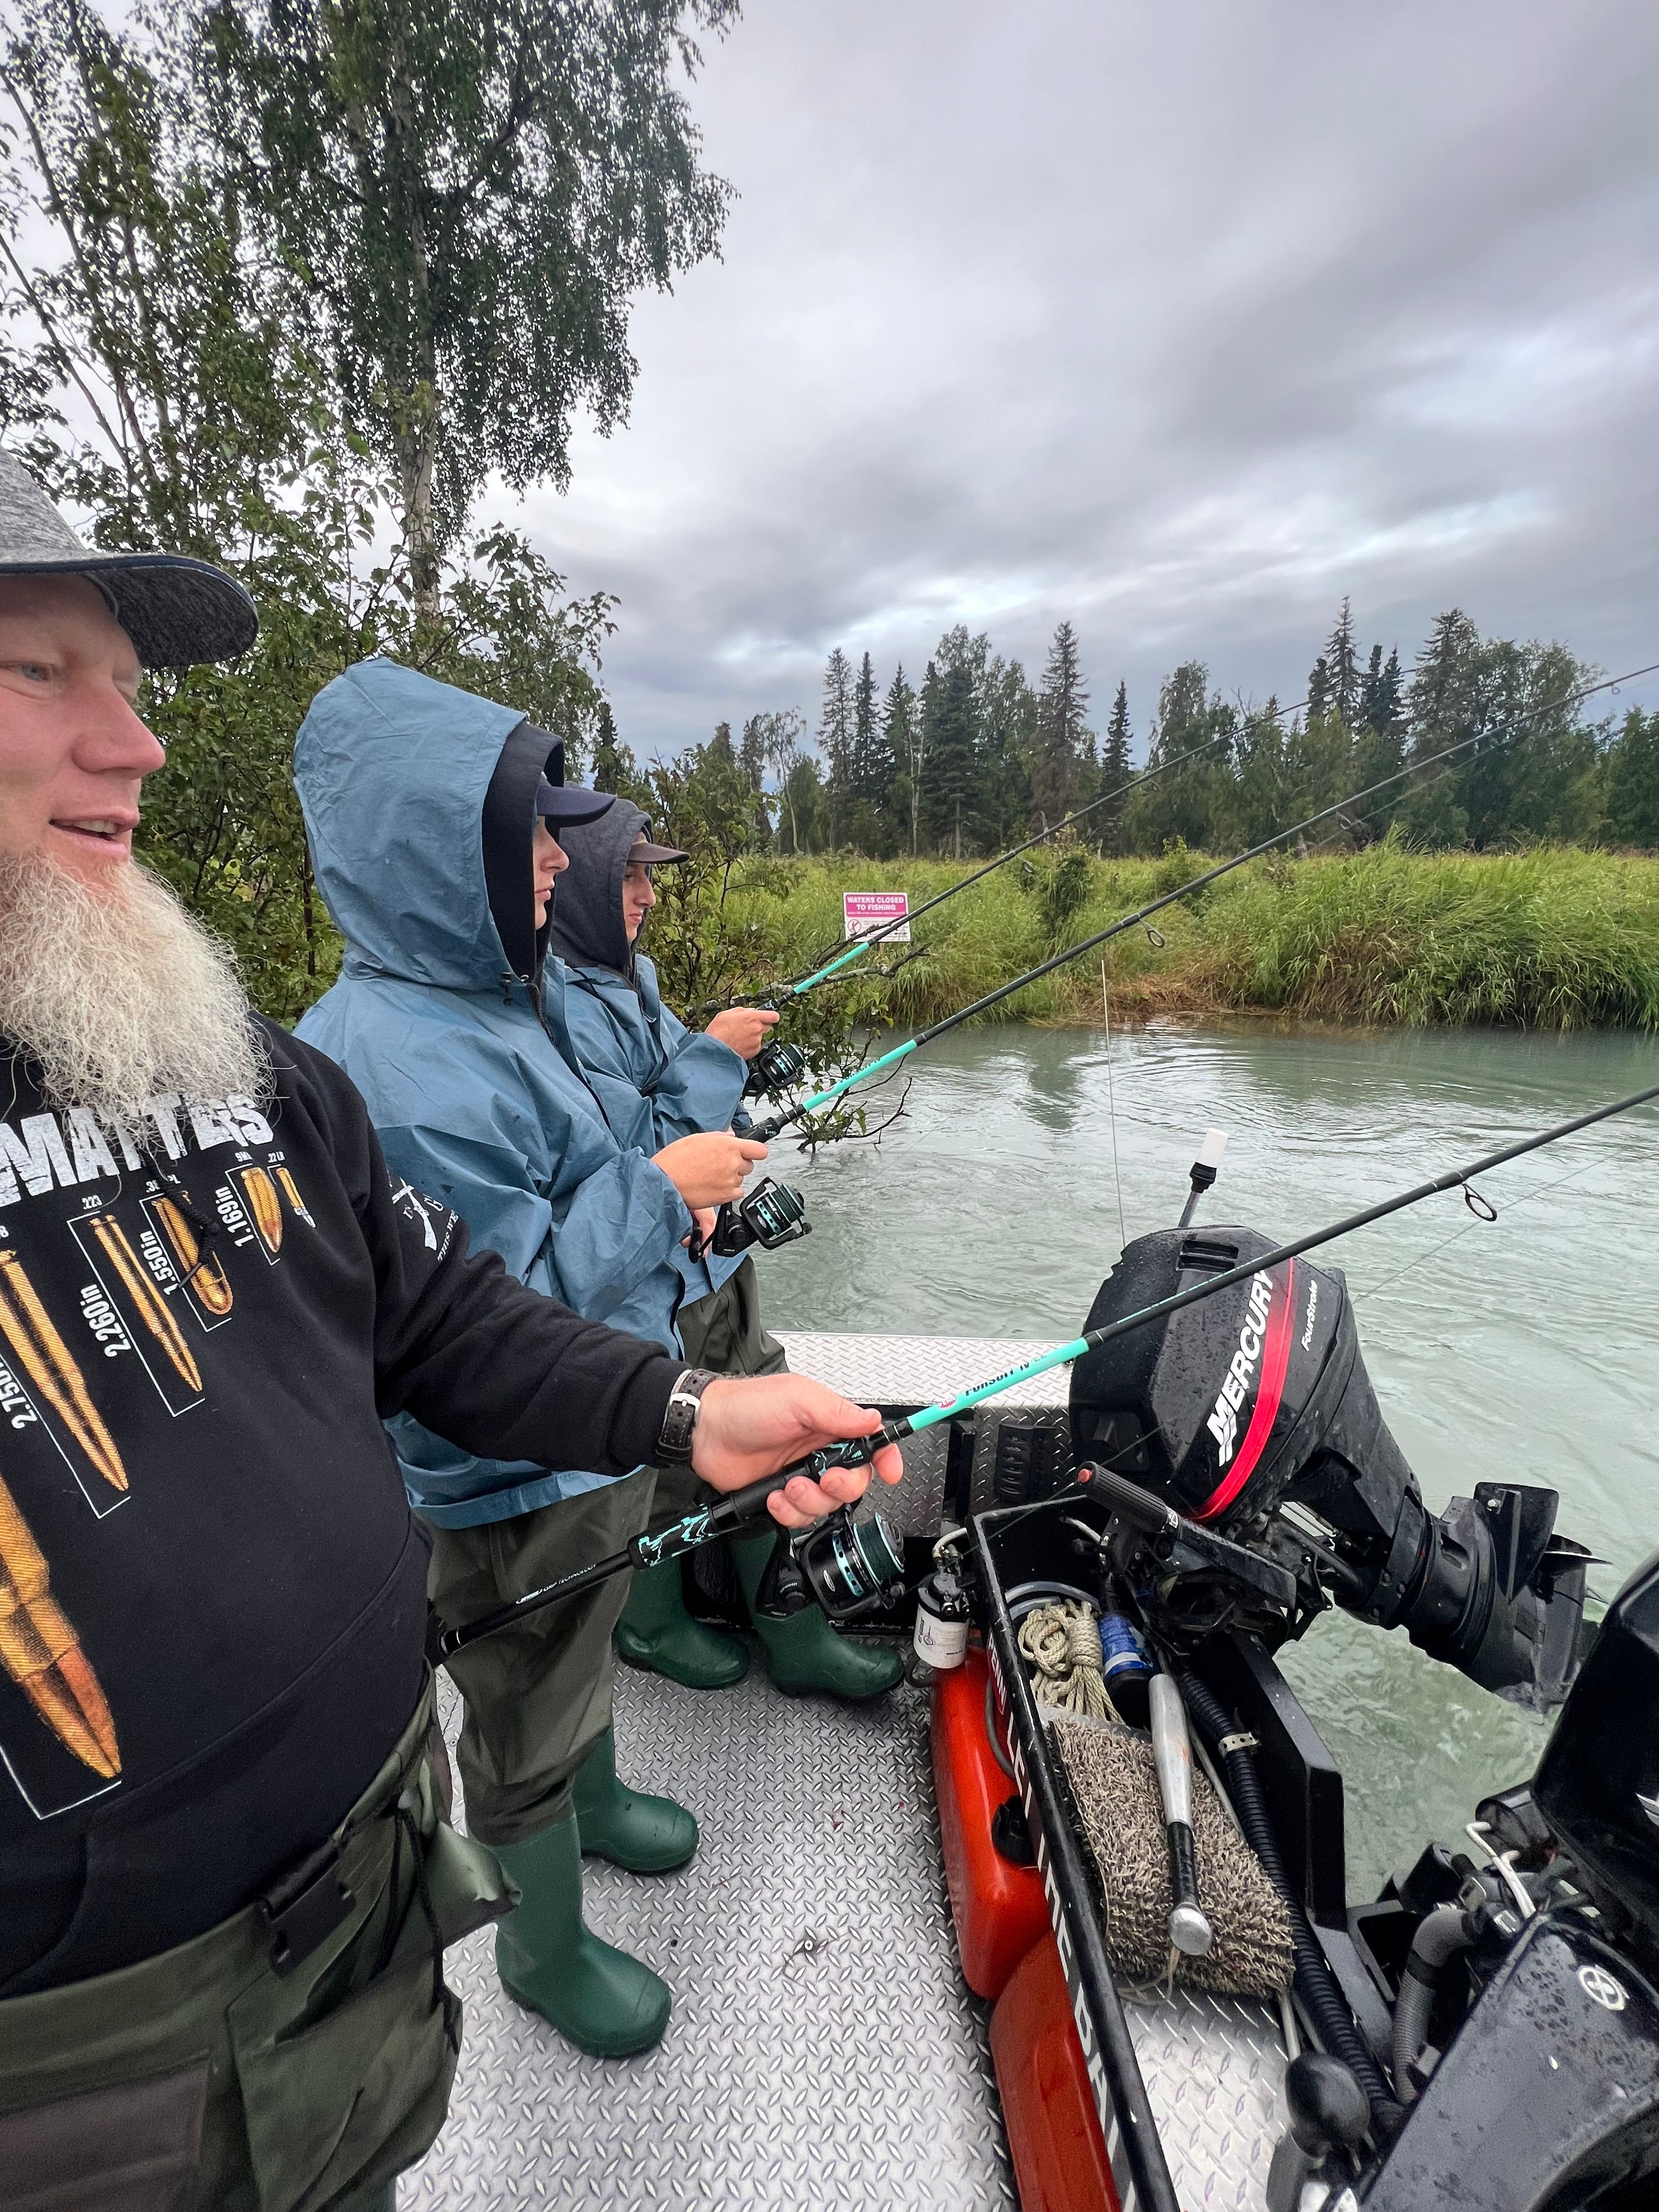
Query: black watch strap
657 1367 716 1463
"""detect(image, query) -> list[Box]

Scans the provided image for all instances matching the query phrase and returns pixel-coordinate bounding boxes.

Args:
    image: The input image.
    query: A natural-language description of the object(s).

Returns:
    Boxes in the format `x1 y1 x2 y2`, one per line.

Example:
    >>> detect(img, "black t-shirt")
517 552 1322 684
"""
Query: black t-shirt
0 1020 677 1993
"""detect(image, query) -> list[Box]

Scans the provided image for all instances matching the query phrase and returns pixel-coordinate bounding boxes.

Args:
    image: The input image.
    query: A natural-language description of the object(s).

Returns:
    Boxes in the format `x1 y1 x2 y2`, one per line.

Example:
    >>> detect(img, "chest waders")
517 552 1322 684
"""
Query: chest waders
0 1677 511 2212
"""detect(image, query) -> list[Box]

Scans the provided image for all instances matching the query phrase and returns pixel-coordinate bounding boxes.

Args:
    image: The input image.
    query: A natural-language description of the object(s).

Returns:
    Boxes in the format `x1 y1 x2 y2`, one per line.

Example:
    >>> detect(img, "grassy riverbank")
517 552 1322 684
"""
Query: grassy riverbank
718 843 1659 1030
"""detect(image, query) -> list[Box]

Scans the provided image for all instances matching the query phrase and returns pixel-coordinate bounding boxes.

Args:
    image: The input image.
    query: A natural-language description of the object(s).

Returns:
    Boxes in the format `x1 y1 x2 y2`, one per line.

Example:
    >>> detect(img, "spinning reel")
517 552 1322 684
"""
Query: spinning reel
751 1506 905 1622
743 1037 808 1098
689 1176 812 1263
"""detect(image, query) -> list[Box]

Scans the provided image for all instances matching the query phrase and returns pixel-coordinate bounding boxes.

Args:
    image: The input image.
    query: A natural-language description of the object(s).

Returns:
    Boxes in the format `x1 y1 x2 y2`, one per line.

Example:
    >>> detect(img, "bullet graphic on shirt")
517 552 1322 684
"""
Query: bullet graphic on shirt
0 1250 128 1492
273 1165 311 1224
241 1167 284 1254
0 1472 120 1779
154 1198 233 1317
91 1218 203 1395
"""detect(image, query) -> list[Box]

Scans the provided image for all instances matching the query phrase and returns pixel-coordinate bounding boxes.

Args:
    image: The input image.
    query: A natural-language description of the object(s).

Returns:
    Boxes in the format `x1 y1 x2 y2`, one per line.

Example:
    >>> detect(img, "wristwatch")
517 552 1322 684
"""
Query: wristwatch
657 1367 716 1463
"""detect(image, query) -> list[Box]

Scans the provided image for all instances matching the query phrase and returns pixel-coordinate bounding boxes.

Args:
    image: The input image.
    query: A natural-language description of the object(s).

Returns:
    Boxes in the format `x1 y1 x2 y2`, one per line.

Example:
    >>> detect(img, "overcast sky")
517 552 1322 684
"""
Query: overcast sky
508 0 1659 761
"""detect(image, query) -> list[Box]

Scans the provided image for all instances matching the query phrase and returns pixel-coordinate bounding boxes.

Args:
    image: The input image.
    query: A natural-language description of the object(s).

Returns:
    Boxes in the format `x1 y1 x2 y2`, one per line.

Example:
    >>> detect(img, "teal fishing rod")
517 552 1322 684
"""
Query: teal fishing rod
439 1073 1659 1657
763 722 1242 1005
749 657 1659 1143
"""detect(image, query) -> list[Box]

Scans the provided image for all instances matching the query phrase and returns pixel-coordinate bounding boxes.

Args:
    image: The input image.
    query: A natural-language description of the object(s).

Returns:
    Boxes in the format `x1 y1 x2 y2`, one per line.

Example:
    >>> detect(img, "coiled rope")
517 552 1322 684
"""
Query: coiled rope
1018 1601 1111 1717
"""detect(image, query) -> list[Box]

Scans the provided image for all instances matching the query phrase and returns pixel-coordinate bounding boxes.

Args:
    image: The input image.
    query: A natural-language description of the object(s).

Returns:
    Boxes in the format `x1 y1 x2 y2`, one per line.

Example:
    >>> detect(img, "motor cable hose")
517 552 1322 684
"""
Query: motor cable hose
1391 1903 1473 2101
1179 1671 1400 2134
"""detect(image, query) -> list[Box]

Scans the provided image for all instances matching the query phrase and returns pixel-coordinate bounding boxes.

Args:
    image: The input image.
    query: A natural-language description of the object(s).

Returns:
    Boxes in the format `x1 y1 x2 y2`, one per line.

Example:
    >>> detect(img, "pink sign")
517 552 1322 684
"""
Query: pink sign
842 891 911 943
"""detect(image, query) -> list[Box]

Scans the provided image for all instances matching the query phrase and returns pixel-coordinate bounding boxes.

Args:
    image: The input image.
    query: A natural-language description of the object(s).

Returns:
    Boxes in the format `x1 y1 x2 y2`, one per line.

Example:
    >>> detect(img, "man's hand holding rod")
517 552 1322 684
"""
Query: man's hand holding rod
438 1379 903 1658
690 1375 902 1527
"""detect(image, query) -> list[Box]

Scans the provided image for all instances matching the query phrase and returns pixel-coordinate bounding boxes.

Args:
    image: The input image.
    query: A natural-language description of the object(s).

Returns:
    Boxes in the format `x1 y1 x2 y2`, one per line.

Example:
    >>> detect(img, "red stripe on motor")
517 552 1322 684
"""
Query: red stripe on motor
1197 1261 1295 1522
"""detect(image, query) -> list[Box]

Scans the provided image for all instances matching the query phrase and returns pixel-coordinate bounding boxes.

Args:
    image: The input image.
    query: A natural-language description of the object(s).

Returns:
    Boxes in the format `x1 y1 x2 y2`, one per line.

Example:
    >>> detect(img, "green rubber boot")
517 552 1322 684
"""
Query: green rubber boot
492 1815 672 2057
732 1532 904 1702
614 1558 749 1689
571 1726 698 1872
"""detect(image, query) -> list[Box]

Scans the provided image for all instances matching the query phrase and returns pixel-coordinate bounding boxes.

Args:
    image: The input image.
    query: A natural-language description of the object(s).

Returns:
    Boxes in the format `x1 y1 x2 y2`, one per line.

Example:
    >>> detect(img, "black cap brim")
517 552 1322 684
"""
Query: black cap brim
0 549 259 669
535 777 616 826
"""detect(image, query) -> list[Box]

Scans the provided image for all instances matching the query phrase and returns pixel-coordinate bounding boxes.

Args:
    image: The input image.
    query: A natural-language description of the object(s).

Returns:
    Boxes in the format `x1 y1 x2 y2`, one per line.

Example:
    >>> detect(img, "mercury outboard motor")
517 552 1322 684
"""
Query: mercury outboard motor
1070 1224 1589 1706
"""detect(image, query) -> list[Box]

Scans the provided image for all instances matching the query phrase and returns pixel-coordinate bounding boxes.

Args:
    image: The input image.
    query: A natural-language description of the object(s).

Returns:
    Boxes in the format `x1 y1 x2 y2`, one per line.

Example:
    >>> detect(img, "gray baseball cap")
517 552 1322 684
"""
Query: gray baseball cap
0 450 257 667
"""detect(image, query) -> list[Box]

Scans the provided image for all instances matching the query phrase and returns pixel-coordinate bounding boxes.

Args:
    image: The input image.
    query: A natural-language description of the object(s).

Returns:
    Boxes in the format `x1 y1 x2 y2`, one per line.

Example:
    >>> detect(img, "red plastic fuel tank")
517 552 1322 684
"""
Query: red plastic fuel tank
990 1934 1120 2212
930 1646 1049 2000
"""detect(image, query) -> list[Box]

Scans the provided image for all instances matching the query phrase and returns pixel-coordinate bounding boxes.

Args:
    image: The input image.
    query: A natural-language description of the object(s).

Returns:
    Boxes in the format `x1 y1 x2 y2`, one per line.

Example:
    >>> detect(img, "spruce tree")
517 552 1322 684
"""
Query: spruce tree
1033 620 1090 827
1359 642 1404 738
883 665 921 853
1325 598 1360 724
853 651 879 800
1353 644 1407 832
819 647 854 846
1306 654 1332 721
1097 681 1133 851
591 702 640 795
1408 611 1483 753
919 655 978 855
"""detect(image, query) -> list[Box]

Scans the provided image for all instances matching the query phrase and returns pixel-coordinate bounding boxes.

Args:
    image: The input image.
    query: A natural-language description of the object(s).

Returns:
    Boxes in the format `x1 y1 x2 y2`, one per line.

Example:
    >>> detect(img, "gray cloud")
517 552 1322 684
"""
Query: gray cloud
506 0 1659 758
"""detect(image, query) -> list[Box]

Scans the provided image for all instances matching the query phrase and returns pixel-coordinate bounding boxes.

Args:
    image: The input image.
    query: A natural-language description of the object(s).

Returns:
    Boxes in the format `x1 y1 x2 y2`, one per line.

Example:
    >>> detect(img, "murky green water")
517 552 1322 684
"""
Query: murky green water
761 1017 1659 1896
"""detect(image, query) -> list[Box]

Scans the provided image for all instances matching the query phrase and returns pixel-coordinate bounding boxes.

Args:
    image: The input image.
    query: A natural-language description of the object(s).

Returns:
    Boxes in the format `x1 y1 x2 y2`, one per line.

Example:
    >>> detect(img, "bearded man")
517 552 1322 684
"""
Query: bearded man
0 453 897 2212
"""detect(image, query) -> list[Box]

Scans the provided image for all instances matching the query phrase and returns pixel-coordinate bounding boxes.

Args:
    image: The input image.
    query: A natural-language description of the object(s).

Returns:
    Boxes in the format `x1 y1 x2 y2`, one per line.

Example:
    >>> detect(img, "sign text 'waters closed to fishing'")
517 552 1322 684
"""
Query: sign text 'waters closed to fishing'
842 892 910 942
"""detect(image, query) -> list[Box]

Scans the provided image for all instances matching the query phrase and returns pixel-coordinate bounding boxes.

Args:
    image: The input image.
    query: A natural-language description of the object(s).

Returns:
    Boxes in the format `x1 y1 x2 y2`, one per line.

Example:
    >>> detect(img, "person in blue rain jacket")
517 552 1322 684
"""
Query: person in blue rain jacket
552 795 902 1702
294 657 771 2059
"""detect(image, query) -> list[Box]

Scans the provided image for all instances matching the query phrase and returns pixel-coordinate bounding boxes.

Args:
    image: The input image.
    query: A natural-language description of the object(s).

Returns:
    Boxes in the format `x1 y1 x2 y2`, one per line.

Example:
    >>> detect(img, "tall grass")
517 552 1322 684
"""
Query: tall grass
717 844 1659 1030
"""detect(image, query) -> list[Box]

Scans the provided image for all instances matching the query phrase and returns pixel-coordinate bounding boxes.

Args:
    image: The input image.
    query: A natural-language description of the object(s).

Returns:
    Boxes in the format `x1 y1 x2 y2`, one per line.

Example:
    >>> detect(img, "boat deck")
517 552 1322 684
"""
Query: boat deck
408 1658 1014 2210
406 1331 1288 2210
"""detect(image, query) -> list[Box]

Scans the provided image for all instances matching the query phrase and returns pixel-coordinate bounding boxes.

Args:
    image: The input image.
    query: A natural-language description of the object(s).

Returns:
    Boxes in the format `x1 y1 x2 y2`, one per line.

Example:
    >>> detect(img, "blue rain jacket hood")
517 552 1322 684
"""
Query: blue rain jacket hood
294 656 693 1526
552 797 751 1301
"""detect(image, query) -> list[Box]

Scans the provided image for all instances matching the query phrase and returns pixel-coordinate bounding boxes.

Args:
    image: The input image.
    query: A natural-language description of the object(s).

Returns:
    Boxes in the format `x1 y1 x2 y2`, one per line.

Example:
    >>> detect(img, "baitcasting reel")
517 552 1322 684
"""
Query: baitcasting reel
752 1506 906 1623
689 1175 812 1263
744 1037 808 1098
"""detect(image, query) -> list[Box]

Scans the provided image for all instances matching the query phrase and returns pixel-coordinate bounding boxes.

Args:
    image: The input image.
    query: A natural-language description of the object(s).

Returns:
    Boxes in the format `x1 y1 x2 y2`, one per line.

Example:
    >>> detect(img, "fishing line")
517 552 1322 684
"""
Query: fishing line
1355 1150 1609 1301
439 1075 1659 1655
750 658 1659 1144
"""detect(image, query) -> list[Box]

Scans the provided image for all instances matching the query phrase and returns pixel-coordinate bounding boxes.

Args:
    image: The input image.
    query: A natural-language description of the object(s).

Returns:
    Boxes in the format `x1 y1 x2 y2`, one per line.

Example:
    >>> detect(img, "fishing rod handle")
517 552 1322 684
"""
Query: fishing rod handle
438 1544 635 1658
699 1424 901 1530
441 1484 809 1658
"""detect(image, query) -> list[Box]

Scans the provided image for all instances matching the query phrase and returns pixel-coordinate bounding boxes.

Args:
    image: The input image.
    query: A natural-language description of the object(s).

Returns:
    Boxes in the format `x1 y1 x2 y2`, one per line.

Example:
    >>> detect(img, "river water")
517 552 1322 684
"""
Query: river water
761 1017 1659 1897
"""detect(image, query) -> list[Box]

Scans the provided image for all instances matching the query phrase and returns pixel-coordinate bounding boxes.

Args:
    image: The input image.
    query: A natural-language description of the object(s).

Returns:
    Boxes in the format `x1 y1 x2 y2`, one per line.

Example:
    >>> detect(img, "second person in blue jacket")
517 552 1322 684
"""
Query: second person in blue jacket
552 795 902 1702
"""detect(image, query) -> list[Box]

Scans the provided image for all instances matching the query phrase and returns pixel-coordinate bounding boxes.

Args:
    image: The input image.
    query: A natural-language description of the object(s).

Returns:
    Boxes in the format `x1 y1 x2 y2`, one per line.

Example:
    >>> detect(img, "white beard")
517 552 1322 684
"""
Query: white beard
0 851 269 1136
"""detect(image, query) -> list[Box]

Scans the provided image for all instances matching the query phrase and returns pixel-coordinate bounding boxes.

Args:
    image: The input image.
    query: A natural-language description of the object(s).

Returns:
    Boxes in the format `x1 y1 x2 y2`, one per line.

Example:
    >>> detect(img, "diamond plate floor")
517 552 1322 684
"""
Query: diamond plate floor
407 1654 1015 2210
1123 1988 1285 2211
